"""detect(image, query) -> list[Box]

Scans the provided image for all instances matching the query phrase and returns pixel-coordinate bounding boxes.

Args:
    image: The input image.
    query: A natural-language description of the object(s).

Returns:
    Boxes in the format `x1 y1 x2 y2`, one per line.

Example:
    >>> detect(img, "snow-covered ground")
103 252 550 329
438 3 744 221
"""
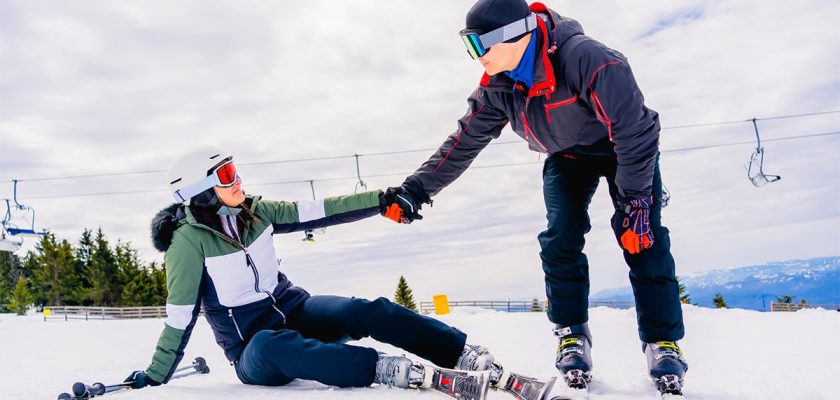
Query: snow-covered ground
1 305 838 399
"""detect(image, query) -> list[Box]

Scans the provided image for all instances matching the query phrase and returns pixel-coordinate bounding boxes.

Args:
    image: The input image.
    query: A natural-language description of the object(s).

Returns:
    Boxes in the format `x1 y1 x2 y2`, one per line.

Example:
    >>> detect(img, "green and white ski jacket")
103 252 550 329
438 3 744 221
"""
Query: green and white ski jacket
145 191 383 383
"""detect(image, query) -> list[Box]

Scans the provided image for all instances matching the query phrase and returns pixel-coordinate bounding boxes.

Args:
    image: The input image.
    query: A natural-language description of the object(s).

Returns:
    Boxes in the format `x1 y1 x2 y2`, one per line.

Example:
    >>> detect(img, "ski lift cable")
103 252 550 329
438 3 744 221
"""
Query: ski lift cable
6 110 839 184
11 130 840 201
660 130 840 153
14 169 167 183
662 110 840 130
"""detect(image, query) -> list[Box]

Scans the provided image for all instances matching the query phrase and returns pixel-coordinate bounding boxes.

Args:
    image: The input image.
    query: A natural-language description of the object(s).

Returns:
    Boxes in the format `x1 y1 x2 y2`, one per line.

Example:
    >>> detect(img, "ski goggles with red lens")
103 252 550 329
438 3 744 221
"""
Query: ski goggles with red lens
172 158 240 203
459 13 538 60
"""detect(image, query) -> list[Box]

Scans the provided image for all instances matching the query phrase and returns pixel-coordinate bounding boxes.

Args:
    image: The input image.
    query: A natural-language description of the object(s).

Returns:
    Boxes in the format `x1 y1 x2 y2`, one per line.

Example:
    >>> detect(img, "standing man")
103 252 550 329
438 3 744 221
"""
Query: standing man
381 0 687 395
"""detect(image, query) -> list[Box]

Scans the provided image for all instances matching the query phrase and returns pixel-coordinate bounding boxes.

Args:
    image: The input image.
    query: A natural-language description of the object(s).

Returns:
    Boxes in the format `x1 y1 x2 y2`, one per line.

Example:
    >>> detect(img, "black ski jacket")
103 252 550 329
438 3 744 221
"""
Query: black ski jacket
405 3 660 198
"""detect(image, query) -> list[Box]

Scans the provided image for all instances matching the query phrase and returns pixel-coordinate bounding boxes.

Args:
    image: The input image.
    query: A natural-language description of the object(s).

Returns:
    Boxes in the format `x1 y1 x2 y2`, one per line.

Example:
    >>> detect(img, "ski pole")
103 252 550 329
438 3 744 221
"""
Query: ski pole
71 382 130 399
58 357 209 400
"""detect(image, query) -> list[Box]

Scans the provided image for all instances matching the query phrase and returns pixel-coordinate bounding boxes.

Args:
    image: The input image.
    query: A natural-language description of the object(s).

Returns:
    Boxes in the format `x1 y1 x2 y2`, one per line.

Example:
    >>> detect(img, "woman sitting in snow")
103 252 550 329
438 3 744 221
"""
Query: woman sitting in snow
124 146 495 391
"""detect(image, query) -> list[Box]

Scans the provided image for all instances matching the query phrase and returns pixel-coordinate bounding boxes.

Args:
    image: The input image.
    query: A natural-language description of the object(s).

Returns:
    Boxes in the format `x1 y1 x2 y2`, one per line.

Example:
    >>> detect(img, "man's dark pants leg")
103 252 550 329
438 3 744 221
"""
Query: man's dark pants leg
539 154 601 327
235 296 467 387
605 159 684 343
539 153 684 342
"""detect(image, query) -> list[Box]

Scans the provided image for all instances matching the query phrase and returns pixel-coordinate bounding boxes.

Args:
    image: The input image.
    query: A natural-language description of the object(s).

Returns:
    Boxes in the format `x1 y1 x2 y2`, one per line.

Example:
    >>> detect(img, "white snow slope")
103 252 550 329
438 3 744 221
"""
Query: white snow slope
1 305 838 399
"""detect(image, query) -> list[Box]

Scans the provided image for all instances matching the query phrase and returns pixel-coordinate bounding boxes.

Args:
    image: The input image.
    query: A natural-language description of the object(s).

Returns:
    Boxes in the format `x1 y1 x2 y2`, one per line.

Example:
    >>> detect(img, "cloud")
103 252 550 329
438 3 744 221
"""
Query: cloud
639 8 705 39
1 0 838 301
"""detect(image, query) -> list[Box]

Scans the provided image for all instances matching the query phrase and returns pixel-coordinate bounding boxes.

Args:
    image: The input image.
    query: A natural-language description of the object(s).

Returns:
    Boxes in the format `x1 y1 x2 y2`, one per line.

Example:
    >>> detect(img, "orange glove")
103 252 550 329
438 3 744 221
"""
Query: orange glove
620 228 653 254
384 203 404 223
380 187 424 224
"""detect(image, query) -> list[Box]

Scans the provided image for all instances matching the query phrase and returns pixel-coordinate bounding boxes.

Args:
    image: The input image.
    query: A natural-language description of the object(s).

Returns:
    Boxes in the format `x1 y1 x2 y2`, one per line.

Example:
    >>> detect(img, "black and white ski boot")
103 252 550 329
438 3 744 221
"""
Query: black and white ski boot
455 344 496 371
374 354 431 389
554 323 593 389
643 341 688 396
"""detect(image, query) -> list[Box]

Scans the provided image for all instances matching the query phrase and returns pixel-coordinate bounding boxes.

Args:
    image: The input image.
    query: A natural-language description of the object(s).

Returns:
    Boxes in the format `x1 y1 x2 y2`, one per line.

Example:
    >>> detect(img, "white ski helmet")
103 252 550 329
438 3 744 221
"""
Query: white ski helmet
168 146 234 204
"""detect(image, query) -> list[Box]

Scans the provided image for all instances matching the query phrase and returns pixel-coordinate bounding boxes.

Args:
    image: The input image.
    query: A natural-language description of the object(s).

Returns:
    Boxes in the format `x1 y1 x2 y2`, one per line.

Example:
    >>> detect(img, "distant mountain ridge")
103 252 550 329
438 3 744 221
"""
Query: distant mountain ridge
591 257 840 311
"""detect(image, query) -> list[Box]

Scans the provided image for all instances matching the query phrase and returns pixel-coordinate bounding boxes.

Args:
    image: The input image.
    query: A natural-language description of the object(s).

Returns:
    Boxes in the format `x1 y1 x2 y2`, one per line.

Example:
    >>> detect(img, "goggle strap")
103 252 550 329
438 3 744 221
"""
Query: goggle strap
478 13 538 49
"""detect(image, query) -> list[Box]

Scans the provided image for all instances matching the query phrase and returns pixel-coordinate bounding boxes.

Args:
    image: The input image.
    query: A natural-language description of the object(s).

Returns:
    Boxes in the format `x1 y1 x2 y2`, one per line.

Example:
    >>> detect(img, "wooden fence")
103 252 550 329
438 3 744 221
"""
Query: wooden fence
767 302 834 312
44 300 835 321
417 300 635 314
43 306 169 321
42 301 635 321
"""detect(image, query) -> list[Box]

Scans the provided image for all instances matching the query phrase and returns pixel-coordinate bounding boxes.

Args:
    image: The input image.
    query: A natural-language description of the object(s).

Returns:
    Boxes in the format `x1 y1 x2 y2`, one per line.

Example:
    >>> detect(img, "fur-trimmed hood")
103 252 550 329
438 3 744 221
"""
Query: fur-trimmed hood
150 203 185 252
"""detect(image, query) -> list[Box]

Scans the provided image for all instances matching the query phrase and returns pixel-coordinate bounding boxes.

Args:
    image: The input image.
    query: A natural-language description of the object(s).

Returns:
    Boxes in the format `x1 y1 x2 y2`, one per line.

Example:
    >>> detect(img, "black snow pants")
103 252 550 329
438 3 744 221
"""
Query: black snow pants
539 152 685 343
234 295 467 387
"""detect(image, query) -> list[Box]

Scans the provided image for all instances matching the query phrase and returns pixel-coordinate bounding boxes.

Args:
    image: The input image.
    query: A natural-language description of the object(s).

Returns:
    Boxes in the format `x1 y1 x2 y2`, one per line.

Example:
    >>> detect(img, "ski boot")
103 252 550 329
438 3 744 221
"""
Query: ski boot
374 354 431 389
455 343 508 388
554 323 593 389
643 341 688 395
455 344 496 371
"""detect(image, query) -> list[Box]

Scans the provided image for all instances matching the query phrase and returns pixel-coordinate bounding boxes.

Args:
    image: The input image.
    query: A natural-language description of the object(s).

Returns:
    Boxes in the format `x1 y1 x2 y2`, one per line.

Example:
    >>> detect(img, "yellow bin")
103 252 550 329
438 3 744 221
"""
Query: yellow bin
44 308 51 318
432 294 450 315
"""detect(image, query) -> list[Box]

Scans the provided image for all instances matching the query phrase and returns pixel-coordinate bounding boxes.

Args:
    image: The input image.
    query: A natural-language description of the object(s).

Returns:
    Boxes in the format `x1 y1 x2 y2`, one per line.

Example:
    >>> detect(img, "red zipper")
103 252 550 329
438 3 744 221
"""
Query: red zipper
591 91 613 141
544 94 578 124
520 110 549 153
545 94 578 110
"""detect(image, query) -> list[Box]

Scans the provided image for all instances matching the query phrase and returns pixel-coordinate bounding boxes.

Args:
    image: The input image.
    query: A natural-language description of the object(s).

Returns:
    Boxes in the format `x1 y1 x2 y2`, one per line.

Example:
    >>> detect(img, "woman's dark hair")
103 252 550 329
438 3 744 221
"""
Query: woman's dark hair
189 189 260 241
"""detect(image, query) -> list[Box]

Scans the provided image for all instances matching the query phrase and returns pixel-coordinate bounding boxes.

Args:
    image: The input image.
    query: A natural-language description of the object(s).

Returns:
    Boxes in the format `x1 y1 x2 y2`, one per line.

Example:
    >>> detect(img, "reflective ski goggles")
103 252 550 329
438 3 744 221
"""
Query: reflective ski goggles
459 13 538 59
172 158 239 203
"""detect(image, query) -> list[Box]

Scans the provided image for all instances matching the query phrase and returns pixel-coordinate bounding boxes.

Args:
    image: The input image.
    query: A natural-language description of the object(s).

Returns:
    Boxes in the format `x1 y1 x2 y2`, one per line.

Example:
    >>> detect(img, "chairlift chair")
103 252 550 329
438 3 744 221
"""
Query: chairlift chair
4 198 45 237
0 181 47 252
0 228 23 252
746 119 781 187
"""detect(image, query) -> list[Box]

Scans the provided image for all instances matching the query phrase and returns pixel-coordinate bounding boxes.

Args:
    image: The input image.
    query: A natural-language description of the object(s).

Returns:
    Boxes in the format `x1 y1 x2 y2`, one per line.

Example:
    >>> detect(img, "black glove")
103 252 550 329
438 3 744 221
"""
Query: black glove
612 195 655 254
124 370 161 390
381 187 424 224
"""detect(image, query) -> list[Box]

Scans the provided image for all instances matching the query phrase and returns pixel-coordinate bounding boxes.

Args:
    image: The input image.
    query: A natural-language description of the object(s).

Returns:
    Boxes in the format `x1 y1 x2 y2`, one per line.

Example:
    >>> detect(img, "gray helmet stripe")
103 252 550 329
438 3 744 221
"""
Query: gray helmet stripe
478 13 537 49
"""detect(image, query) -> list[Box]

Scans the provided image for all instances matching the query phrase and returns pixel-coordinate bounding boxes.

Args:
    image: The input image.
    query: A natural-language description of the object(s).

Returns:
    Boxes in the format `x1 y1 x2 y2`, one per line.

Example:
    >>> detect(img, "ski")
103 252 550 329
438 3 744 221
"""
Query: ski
425 366 491 400
492 369 559 400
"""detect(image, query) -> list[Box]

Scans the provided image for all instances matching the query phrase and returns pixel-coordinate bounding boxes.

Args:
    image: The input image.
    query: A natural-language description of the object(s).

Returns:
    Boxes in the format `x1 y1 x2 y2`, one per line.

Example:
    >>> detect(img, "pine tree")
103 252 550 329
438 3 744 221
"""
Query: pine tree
115 241 143 306
776 295 795 304
713 292 728 309
72 229 95 305
8 276 34 315
677 276 692 305
84 229 118 306
121 270 156 306
0 251 23 312
394 276 417 312
148 262 168 305
530 298 543 312
28 232 77 306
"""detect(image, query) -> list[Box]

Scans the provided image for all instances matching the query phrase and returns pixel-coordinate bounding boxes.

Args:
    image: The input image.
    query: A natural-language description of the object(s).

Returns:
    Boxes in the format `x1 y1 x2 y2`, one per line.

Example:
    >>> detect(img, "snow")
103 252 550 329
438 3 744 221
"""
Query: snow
1 306 839 399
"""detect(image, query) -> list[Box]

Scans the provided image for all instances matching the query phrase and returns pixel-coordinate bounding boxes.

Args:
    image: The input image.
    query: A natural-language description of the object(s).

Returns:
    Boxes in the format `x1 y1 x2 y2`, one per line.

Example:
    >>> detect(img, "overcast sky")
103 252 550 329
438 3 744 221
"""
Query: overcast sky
1 0 838 303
